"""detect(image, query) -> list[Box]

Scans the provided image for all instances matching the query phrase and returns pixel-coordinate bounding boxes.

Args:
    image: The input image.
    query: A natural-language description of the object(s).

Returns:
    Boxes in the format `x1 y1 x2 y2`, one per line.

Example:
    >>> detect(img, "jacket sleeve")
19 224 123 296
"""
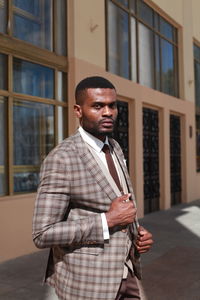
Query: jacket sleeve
32 151 104 249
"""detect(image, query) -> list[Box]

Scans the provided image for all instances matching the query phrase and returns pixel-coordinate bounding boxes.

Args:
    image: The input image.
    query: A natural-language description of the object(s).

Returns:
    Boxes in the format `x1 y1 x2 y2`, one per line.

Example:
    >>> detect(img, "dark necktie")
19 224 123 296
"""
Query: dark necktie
102 144 123 192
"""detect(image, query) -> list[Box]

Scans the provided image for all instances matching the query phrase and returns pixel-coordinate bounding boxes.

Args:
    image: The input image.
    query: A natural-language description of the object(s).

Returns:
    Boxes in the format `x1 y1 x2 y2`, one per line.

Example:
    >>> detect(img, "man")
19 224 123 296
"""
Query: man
32 76 153 300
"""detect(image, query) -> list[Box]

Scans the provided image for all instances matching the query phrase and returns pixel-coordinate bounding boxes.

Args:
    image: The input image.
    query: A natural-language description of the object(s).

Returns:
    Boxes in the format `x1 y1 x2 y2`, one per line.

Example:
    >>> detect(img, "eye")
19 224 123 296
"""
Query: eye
93 103 102 109
109 102 117 109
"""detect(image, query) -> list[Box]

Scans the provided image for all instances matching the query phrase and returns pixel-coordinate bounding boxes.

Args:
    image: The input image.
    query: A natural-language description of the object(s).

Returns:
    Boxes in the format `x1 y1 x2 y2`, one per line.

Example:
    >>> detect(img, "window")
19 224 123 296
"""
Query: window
194 44 200 172
0 53 8 90
108 1 129 79
0 0 7 33
107 0 179 97
13 58 54 98
0 0 67 196
13 100 54 193
0 97 7 196
0 0 67 55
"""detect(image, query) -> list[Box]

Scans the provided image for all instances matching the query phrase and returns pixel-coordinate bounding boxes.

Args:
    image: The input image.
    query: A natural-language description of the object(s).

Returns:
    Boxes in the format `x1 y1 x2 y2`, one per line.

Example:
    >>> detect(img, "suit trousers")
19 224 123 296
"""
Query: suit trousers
115 270 140 300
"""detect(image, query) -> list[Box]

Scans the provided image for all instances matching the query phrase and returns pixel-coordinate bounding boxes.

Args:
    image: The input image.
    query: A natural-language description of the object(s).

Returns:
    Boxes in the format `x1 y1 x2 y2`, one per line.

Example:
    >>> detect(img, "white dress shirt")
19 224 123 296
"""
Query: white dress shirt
78 126 122 240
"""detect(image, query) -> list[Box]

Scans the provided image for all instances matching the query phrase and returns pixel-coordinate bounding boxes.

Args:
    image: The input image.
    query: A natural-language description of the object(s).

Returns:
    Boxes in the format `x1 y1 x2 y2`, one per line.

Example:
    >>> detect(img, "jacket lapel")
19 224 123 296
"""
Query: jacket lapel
72 132 118 202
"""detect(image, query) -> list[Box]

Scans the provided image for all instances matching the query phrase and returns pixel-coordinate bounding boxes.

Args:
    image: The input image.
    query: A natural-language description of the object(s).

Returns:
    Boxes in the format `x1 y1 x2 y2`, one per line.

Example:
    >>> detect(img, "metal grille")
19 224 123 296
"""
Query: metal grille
143 107 160 214
112 101 129 165
170 115 181 205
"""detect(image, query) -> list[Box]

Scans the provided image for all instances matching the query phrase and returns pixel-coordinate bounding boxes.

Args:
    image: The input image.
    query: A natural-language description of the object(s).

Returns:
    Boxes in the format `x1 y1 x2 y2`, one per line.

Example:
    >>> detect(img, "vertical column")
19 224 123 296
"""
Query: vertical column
160 108 171 210
181 0 195 102
129 99 144 217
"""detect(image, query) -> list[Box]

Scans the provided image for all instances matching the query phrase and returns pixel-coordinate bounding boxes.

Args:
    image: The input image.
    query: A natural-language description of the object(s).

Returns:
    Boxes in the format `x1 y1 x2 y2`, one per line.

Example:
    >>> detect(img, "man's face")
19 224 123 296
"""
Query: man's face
74 88 118 140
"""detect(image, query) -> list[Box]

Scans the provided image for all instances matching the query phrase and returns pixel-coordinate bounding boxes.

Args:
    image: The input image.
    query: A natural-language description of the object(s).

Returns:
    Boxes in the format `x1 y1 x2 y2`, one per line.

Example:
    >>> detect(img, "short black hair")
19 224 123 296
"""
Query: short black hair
75 76 116 104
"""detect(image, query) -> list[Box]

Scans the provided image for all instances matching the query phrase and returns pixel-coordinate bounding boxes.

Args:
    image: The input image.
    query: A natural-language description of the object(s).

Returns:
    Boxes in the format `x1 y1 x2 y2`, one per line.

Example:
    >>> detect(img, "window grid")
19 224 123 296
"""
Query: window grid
0 0 68 196
106 0 179 97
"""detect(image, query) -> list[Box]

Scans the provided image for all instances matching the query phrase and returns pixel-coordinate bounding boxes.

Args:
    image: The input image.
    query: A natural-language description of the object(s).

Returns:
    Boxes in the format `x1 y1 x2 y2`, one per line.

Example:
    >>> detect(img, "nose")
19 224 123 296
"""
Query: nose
102 105 112 116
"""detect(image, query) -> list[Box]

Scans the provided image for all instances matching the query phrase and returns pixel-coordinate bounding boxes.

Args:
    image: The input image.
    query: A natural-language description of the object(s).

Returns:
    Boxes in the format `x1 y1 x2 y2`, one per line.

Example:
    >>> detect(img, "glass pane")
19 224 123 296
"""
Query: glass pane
0 53 8 90
155 35 161 91
13 0 52 50
173 27 178 44
194 44 200 61
13 99 54 193
55 0 67 55
194 61 200 107
57 72 67 102
131 17 137 82
58 106 68 143
108 1 130 79
154 13 159 31
160 17 173 41
130 0 135 13
138 23 154 88
0 0 7 33
138 0 153 27
13 58 54 98
161 39 176 96
0 97 7 196
115 0 128 7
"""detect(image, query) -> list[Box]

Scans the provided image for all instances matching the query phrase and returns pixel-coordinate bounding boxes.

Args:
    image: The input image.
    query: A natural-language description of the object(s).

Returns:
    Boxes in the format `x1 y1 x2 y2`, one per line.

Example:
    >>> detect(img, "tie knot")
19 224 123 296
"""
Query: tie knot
102 144 110 154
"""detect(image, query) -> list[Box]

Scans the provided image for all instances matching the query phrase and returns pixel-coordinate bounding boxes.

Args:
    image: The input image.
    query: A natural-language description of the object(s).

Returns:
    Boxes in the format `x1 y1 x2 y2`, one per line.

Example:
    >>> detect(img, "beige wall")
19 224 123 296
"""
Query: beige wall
69 57 200 216
1 0 200 263
148 0 183 25
73 0 106 68
192 0 200 41
0 194 37 262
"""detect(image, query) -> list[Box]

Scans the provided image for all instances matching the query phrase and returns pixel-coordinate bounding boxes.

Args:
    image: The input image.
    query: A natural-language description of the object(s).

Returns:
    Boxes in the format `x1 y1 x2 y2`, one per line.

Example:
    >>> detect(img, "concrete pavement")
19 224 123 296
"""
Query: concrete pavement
0 199 200 300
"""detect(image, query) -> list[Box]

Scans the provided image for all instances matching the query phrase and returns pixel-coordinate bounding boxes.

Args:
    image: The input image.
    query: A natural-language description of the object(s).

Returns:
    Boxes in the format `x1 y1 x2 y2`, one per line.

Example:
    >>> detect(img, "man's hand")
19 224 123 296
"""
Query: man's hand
135 226 153 254
105 194 137 228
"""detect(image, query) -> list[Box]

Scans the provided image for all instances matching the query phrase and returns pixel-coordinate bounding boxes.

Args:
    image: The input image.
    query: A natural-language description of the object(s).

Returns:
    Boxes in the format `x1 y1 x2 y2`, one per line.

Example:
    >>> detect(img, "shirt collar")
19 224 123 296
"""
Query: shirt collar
78 126 109 153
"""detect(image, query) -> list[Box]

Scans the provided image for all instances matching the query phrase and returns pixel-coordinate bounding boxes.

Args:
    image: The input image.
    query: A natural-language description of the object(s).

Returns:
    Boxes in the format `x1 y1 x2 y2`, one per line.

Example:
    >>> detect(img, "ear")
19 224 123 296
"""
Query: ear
74 104 82 119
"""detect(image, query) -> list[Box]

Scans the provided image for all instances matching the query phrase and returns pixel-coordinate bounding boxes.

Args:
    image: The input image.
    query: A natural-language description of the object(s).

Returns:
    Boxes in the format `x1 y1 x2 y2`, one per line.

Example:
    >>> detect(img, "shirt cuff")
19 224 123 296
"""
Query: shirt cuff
101 213 110 240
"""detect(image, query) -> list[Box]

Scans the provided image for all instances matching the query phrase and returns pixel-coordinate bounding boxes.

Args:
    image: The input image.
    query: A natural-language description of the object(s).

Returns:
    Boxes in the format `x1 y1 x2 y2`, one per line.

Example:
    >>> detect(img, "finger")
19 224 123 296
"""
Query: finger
138 233 153 242
137 248 151 254
121 193 132 203
136 243 152 252
138 226 147 236
136 240 153 248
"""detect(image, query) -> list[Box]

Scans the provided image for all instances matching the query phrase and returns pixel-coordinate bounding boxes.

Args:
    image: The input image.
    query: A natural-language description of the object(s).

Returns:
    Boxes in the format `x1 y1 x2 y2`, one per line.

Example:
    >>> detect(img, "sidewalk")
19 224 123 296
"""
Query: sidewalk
0 199 200 300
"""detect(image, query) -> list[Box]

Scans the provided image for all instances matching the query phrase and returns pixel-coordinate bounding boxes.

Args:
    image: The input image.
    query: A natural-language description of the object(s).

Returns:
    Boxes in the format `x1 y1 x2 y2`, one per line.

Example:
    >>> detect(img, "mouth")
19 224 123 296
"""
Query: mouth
100 119 114 127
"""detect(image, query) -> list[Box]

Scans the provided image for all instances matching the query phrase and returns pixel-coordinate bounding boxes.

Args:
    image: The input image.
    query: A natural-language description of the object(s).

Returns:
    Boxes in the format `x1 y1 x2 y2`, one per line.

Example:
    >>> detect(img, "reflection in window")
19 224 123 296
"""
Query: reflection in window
194 44 200 171
138 23 154 88
0 53 8 90
160 17 174 41
0 0 7 33
58 107 67 143
131 18 137 82
58 72 67 102
13 0 52 50
108 1 129 79
55 0 67 56
13 100 54 193
13 58 54 98
107 0 179 97
0 97 7 196
161 39 175 96
138 0 153 26
115 0 128 7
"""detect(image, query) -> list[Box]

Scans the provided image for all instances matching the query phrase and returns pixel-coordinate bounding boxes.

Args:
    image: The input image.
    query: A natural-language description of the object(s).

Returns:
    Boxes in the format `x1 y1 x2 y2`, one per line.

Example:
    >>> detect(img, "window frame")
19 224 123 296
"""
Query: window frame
106 0 179 97
194 42 200 172
0 0 68 196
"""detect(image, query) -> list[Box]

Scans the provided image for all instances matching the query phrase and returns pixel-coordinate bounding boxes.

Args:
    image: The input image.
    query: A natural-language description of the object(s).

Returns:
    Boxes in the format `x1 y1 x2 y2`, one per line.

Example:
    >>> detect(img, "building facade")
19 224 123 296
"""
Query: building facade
0 0 200 262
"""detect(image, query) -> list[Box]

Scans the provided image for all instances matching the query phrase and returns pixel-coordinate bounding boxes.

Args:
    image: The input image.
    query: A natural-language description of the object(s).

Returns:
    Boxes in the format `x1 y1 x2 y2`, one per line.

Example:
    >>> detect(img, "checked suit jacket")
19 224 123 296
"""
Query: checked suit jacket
32 130 141 300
